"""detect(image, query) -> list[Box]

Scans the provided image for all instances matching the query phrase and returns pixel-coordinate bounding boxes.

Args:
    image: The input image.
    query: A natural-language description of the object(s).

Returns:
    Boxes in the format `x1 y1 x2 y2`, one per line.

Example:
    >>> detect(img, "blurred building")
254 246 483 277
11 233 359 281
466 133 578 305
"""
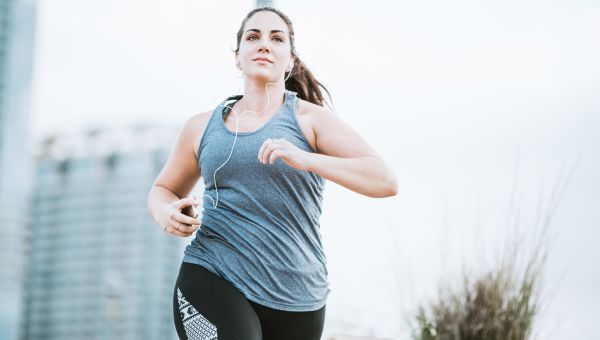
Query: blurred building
0 0 37 340
22 125 194 340
256 0 274 8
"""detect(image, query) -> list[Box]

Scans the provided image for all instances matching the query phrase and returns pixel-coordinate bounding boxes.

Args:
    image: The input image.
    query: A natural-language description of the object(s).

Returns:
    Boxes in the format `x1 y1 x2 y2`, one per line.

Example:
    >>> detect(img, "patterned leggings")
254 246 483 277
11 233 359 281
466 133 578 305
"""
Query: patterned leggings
173 262 326 340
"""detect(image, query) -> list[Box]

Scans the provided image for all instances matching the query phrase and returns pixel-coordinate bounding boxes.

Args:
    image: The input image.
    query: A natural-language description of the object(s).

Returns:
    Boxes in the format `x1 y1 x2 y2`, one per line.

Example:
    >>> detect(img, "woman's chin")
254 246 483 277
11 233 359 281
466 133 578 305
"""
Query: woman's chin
245 69 279 83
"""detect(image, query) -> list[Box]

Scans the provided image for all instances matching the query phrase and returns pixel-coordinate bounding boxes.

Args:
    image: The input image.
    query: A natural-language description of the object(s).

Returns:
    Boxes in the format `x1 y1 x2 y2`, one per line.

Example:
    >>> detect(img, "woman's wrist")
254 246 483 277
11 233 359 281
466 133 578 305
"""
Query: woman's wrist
305 152 322 173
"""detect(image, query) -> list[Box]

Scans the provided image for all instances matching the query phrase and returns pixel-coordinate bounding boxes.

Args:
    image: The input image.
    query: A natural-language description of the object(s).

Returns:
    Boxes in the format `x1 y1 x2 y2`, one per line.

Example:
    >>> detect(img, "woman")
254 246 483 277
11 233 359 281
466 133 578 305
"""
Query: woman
147 6 398 340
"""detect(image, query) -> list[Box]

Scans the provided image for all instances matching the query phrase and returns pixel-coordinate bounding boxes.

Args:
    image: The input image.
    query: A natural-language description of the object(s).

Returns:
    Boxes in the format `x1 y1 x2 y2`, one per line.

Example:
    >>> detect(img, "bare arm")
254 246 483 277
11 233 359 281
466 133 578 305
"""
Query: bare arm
147 112 210 236
308 107 398 198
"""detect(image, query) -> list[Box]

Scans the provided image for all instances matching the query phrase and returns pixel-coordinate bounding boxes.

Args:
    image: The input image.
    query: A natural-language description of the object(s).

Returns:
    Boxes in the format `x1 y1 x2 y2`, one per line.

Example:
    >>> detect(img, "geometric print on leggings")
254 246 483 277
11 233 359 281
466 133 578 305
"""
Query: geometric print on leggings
177 287 219 339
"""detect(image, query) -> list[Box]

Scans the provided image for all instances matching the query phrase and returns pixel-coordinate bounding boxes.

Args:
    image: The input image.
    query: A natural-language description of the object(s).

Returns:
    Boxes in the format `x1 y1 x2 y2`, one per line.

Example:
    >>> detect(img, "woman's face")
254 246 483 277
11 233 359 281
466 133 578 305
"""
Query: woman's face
236 11 293 83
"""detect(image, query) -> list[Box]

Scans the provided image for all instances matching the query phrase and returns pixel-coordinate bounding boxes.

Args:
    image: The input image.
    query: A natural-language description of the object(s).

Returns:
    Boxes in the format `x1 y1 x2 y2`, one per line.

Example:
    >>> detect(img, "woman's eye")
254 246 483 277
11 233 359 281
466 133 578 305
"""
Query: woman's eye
247 35 284 42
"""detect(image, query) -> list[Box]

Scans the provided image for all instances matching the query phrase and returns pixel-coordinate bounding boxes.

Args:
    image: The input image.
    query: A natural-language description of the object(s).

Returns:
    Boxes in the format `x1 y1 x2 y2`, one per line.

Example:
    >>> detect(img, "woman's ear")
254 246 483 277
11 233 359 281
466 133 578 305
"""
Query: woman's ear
235 53 241 70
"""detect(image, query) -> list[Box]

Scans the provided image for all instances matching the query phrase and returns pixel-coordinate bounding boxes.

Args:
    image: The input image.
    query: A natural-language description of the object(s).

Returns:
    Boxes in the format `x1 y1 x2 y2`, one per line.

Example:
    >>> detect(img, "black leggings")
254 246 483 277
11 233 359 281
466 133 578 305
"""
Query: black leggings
173 262 326 340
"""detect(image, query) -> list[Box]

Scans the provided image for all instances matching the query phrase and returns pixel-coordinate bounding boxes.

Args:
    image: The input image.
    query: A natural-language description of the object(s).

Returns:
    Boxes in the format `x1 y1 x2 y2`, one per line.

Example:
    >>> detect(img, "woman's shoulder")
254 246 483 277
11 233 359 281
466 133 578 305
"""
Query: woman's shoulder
183 110 215 159
294 98 336 152
295 97 337 129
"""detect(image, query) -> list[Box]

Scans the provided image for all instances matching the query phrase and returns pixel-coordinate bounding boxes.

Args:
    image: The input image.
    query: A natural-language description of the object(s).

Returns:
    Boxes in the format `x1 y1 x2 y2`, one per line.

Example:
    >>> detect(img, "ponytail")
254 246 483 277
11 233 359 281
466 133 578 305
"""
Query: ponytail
284 56 334 111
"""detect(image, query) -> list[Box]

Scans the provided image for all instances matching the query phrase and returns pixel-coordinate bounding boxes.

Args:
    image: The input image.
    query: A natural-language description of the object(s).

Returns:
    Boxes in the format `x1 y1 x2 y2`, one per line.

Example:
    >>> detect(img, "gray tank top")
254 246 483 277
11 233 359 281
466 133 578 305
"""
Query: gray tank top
182 89 330 312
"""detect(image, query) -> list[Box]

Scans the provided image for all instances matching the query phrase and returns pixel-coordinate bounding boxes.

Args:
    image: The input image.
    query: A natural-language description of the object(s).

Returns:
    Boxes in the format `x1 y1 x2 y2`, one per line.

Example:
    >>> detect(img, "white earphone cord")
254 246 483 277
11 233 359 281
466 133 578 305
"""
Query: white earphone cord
202 62 295 210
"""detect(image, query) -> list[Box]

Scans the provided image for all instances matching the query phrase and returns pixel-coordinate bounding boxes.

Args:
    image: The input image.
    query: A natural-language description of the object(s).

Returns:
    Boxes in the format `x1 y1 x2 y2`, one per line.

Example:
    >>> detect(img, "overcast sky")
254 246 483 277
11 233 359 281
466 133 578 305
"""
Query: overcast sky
29 0 600 338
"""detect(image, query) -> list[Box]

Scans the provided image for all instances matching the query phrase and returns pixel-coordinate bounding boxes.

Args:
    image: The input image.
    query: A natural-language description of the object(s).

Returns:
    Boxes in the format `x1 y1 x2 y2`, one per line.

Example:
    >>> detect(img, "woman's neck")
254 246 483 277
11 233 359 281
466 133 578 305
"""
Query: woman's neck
240 79 286 114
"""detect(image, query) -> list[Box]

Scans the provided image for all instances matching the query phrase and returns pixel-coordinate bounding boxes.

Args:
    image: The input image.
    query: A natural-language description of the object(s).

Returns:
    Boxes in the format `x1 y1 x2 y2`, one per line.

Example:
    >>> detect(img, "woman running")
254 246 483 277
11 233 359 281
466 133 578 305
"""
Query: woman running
147 6 398 340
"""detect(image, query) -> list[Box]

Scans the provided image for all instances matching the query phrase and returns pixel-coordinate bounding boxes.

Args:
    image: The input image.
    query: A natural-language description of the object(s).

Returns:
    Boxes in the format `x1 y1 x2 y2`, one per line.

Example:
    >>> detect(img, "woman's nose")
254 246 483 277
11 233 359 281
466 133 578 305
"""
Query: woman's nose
258 37 270 52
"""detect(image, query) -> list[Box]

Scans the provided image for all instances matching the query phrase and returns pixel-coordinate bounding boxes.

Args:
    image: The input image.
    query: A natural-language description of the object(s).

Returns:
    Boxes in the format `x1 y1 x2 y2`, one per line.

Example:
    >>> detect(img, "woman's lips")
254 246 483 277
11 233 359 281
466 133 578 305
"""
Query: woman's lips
255 59 272 64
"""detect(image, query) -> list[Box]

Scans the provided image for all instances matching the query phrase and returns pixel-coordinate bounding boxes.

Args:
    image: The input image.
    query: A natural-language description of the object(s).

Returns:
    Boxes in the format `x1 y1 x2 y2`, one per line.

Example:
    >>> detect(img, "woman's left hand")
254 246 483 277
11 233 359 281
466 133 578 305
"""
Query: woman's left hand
258 138 313 171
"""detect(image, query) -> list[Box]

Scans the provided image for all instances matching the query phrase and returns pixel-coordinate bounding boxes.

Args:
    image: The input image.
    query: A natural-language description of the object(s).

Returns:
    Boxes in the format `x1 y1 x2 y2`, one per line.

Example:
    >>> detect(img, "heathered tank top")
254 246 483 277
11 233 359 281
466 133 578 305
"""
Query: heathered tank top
182 89 330 312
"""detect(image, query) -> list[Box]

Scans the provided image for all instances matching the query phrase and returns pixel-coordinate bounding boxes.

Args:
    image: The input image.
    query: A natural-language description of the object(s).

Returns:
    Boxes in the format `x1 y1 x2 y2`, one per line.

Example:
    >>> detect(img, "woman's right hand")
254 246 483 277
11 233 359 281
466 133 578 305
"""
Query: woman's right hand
161 196 202 237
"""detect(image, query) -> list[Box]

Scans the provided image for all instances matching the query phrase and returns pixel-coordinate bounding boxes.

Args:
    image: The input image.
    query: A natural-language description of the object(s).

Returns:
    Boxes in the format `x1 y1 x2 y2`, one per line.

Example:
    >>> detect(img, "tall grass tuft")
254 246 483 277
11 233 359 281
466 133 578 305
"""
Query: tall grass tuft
412 241 545 340
410 157 577 340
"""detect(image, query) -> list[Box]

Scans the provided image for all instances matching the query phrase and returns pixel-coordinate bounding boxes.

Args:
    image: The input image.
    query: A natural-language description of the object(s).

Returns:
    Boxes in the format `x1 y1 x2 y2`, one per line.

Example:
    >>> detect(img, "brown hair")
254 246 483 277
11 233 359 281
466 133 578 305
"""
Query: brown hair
233 7 334 111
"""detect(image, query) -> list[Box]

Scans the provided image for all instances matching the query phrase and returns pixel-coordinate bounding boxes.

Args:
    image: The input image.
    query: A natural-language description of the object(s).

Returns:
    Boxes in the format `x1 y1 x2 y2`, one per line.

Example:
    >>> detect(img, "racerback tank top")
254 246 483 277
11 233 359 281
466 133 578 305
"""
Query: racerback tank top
182 89 330 312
